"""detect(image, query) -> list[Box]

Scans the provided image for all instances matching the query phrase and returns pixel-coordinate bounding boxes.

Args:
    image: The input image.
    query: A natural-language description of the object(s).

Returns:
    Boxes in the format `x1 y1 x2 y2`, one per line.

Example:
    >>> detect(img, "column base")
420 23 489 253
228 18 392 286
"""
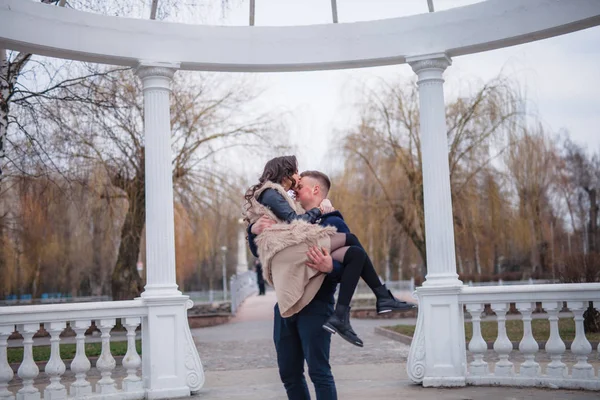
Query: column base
423 376 466 387
141 284 181 298
145 386 190 400
422 273 462 287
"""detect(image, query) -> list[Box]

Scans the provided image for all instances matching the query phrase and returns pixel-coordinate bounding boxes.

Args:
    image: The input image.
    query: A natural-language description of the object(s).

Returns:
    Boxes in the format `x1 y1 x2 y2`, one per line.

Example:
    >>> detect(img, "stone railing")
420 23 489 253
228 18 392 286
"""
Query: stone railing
229 271 258 315
459 283 600 390
0 296 204 400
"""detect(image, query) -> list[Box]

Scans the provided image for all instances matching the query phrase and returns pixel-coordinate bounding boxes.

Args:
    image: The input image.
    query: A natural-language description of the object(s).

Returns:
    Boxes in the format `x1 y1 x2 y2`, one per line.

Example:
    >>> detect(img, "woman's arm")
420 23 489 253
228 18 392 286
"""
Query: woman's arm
259 189 321 223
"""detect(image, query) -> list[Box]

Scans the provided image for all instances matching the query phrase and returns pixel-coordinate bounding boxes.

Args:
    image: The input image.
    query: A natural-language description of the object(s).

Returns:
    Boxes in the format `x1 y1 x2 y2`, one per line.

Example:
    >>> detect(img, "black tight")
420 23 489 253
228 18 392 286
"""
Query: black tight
327 233 383 306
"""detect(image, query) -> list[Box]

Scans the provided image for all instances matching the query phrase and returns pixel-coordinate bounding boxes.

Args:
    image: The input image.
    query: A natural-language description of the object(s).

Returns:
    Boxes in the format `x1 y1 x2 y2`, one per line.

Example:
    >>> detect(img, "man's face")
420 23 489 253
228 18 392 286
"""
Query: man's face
295 177 319 208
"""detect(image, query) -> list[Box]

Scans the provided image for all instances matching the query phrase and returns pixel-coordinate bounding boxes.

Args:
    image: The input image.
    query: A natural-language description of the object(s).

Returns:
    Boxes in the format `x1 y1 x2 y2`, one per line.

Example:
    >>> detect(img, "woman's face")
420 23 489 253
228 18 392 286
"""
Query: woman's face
282 171 300 191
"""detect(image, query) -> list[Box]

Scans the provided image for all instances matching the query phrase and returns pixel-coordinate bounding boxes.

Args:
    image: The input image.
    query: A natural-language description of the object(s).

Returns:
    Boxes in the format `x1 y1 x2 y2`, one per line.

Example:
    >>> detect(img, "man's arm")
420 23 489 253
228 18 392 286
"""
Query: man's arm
306 213 350 276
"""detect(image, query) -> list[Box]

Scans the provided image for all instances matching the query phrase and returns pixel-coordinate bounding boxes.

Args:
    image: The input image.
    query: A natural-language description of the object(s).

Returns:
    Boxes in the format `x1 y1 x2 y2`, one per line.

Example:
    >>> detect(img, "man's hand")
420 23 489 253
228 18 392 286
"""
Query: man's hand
319 198 335 214
250 215 276 235
306 246 333 273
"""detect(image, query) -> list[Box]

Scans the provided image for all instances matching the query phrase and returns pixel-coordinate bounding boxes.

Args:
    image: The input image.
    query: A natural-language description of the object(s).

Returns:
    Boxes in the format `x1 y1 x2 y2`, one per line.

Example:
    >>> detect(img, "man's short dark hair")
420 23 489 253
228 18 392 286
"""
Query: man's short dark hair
300 170 331 196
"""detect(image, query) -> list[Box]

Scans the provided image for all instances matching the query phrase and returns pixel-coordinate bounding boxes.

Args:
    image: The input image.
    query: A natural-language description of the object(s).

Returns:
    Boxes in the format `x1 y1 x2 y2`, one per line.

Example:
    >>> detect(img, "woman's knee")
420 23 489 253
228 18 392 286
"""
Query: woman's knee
346 245 366 263
345 233 361 247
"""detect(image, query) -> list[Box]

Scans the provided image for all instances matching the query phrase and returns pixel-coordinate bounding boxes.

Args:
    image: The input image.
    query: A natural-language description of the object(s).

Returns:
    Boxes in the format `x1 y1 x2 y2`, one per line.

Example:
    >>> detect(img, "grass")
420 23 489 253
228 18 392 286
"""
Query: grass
387 319 600 342
7 340 141 365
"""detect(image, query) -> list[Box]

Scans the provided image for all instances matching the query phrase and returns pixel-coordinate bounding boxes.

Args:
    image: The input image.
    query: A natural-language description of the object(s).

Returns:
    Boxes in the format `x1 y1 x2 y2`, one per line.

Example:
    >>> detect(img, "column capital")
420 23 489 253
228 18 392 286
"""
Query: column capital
406 53 452 75
134 61 180 80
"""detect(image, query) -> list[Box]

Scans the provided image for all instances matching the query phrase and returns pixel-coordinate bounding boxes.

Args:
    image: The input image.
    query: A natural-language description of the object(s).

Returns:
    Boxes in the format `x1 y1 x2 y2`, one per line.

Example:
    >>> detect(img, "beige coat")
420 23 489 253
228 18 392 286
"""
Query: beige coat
243 181 336 317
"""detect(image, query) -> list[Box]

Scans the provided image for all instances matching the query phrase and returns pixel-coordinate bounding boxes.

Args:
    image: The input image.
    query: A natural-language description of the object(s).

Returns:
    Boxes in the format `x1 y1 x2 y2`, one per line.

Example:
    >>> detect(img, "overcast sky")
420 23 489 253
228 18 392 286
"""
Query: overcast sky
77 0 600 180
191 0 599 179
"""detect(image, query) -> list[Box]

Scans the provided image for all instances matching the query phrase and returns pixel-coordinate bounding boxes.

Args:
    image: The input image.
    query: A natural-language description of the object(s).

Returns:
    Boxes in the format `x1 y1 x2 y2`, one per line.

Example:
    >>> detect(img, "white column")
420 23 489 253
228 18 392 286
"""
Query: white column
407 53 460 287
135 62 203 399
406 54 466 388
236 219 248 275
136 62 181 298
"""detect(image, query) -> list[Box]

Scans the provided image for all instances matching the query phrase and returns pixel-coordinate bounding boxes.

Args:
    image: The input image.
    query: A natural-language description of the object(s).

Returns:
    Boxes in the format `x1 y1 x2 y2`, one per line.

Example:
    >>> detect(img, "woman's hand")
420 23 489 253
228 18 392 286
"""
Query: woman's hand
319 198 335 214
250 215 276 235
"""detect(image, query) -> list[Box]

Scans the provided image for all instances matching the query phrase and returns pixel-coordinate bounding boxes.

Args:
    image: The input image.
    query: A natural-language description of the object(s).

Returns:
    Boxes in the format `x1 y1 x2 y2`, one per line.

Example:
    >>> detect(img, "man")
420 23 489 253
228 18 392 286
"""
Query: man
248 170 345 400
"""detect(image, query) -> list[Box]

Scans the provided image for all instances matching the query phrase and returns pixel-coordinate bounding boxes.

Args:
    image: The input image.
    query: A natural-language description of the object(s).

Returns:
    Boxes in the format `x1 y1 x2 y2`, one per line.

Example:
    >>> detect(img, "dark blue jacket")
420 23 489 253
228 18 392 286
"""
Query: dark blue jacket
247 209 349 305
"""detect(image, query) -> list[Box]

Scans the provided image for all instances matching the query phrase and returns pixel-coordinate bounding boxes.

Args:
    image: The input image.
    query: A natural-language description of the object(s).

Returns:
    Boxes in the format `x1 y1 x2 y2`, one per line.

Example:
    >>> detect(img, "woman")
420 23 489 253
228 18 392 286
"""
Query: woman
243 155 414 347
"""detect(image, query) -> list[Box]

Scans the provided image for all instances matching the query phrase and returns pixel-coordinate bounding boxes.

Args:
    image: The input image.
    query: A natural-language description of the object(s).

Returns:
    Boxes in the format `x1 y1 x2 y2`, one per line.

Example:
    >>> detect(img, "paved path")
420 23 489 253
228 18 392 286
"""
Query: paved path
191 291 597 399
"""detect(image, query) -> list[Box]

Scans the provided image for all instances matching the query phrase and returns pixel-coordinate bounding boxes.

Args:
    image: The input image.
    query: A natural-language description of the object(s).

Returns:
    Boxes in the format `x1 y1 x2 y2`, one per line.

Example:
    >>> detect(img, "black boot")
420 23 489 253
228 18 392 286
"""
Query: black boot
374 285 416 314
322 304 363 347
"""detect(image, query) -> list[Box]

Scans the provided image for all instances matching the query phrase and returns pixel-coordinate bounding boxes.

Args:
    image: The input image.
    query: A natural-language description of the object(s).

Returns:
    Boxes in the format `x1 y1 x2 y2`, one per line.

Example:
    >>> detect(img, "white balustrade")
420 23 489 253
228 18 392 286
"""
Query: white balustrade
465 304 488 376
16 323 40 400
95 319 117 394
515 302 539 377
0 326 14 400
230 271 258 315
122 317 143 393
543 301 567 378
567 301 593 380
490 303 513 376
70 320 92 397
457 283 600 390
0 300 154 399
43 322 66 400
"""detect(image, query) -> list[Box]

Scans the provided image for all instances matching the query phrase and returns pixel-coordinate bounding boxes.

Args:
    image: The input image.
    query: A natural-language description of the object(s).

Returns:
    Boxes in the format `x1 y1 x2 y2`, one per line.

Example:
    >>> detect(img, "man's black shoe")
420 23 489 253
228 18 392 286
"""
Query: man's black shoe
374 285 417 314
322 304 363 347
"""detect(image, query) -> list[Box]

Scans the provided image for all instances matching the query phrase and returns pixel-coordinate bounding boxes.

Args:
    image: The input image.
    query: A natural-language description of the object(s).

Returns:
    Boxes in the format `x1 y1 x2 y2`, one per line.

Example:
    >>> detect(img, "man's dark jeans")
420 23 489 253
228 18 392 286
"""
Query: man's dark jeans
273 300 337 400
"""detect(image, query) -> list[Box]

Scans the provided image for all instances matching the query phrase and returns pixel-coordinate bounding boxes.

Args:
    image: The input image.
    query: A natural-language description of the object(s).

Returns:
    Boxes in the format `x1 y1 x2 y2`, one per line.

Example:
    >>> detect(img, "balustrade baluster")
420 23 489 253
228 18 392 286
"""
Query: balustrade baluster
69 320 91 397
0 326 14 400
95 319 117 394
542 301 567 378
465 304 488 376
16 323 40 400
491 303 513 376
516 302 539 377
122 317 143 392
567 301 593 379
44 322 67 400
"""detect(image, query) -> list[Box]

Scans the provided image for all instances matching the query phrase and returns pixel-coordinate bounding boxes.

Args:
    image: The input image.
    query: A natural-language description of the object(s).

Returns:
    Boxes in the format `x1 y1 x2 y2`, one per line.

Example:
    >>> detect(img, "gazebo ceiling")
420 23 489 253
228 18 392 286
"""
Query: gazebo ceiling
0 0 599 72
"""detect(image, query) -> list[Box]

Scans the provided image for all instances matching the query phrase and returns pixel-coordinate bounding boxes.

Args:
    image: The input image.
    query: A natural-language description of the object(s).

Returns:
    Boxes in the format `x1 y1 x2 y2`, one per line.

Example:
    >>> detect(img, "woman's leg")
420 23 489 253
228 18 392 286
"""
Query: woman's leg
330 246 365 307
322 245 366 347
329 233 382 290
330 236 415 315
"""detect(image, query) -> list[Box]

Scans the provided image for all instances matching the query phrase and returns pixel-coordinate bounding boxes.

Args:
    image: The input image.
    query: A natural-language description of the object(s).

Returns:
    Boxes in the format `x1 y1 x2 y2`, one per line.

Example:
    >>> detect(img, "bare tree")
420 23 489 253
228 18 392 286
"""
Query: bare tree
39 68 278 299
341 77 520 271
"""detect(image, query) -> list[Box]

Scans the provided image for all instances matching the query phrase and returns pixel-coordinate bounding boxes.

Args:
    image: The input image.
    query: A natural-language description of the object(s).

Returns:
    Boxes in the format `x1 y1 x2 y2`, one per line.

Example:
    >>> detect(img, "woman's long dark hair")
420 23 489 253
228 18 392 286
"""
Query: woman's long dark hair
243 155 298 222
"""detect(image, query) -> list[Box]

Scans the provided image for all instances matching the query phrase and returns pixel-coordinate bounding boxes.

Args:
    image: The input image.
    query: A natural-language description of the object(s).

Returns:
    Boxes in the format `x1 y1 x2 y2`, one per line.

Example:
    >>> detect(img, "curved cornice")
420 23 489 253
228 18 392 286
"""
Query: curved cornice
0 0 599 72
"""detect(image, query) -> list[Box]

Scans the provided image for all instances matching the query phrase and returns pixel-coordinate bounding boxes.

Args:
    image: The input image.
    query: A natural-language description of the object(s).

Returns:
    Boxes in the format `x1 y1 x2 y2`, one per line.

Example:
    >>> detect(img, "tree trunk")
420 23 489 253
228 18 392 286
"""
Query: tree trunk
587 188 598 254
111 178 145 300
